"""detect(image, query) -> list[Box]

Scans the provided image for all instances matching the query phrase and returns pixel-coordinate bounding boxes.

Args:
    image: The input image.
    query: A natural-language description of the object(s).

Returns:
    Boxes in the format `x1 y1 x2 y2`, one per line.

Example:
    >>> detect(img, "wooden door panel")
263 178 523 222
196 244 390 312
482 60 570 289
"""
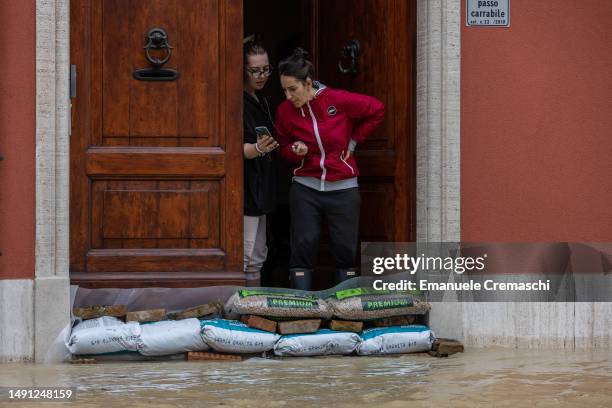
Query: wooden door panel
96 183 217 241
318 0 396 146
101 0 132 138
359 181 395 242
316 0 415 243
356 151 396 178
101 0 220 142
71 0 243 287
174 0 220 139
85 147 226 177
127 1 179 139
86 248 226 273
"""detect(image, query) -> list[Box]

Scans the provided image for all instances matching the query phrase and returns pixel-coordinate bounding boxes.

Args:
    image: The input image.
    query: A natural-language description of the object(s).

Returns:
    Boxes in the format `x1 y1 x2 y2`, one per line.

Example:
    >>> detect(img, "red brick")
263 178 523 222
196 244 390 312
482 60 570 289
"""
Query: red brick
370 315 416 327
329 320 363 332
430 338 464 357
243 315 277 333
73 305 127 320
167 304 219 320
187 352 242 361
126 309 166 323
277 319 321 334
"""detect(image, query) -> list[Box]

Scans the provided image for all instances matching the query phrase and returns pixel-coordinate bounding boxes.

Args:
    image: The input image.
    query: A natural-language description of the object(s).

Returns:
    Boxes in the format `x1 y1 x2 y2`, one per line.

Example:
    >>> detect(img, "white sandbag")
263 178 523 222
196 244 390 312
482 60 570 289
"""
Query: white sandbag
201 319 280 353
273 329 361 357
67 316 142 355
356 325 435 355
139 318 209 356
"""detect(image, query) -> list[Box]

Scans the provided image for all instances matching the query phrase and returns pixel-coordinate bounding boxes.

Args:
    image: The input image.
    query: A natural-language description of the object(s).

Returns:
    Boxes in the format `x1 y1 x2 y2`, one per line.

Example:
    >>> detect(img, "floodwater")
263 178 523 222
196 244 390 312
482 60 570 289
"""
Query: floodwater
1 348 611 408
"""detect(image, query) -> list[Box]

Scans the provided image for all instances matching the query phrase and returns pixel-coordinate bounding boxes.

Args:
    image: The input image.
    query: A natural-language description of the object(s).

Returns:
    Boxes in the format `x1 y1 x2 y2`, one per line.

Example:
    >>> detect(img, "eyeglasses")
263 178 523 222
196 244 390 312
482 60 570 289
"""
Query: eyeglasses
246 65 273 78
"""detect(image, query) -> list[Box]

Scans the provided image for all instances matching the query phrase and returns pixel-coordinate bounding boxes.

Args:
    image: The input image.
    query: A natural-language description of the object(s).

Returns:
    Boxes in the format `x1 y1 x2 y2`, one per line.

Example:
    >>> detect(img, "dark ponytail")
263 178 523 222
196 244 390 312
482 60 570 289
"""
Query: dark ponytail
278 48 315 83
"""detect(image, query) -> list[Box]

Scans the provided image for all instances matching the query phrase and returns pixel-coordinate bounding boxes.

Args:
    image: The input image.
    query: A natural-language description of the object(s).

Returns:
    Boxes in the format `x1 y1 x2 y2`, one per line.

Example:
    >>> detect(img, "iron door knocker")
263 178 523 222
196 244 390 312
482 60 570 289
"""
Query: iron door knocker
133 27 180 81
338 39 360 75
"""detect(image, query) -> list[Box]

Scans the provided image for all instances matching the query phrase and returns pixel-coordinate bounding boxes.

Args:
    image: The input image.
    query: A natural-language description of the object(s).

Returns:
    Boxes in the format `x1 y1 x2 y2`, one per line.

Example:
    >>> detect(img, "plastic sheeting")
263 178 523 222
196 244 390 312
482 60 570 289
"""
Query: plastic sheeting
46 276 428 362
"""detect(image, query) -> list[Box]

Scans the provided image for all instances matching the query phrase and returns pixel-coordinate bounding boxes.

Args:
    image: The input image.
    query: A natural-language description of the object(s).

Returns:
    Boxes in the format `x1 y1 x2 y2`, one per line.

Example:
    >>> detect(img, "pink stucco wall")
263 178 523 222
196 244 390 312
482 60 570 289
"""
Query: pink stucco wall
0 0 36 279
462 0 612 241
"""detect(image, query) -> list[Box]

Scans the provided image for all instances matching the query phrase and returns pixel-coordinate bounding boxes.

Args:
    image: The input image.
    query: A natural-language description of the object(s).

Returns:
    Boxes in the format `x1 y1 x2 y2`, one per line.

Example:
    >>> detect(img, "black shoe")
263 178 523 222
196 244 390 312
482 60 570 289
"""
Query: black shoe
335 268 358 284
290 268 313 291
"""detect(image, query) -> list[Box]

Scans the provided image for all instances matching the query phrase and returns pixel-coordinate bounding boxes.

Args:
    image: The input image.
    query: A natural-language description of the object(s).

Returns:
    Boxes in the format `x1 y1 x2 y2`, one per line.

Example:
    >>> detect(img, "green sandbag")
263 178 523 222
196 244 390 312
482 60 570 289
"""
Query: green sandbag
224 289 333 319
327 287 430 320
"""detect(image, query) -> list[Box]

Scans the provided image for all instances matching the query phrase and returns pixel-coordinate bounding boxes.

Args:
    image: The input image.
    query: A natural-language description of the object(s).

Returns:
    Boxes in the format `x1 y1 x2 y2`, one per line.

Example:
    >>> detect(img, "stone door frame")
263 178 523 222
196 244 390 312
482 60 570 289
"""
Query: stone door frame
29 0 460 361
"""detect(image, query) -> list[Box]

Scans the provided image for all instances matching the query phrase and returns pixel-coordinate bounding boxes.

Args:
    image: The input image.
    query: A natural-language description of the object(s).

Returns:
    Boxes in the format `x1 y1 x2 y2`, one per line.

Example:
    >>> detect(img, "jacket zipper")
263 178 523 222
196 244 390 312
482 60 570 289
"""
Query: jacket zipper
306 101 326 191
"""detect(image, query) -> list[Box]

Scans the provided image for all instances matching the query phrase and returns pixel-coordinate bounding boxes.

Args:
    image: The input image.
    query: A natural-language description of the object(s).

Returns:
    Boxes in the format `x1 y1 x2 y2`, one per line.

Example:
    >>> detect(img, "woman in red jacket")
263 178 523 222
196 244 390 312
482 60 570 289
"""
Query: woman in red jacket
274 48 385 290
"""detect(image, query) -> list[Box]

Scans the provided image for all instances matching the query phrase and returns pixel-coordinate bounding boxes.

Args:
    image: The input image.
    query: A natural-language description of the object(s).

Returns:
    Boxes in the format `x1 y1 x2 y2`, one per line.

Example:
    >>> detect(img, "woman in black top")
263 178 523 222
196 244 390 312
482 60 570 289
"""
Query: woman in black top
242 38 278 286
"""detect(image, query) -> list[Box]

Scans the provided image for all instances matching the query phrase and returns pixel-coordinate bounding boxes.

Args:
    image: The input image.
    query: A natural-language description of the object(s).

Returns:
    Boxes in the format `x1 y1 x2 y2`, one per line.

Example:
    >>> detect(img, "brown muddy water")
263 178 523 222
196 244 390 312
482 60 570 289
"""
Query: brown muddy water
1 348 611 408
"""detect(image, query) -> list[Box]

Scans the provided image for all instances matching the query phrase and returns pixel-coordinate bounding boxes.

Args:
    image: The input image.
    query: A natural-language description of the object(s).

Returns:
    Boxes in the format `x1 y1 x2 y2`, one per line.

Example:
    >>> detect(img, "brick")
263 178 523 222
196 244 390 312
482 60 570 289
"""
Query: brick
258 316 298 322
242 315 277 333
370 315 416 327
187 352 242 362
73 305 127 320
329 320 363 332
277 319 321 334
436 338 464 355
167 304 219 320
70 358 97 364
125 308 166 323
430 338 464 357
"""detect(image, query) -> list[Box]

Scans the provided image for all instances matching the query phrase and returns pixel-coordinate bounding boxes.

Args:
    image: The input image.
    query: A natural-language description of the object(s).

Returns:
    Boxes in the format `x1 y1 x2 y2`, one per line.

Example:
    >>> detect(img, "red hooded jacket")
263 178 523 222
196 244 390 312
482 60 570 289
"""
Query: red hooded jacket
274 84 384 188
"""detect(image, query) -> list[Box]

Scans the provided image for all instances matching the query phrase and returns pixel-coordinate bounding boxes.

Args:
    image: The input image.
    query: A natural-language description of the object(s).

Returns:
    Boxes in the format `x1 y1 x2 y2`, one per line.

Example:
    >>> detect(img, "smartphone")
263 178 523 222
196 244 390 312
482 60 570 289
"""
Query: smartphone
255 126 272 140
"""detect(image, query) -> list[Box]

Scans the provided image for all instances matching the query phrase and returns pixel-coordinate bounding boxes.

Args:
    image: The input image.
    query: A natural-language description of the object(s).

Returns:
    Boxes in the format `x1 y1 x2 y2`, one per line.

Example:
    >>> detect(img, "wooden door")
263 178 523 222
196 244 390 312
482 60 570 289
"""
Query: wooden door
70 0 244 287
315 0 416 243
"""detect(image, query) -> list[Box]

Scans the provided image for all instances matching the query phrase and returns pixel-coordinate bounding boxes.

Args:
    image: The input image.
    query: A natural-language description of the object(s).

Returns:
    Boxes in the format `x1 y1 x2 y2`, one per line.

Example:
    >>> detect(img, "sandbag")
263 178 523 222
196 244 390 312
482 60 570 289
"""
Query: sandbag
139 318 209 356
356 325 435 355
273 329 361 357
328 288 430 320
201 319 280 353
225 290 332 319
67 316 142 355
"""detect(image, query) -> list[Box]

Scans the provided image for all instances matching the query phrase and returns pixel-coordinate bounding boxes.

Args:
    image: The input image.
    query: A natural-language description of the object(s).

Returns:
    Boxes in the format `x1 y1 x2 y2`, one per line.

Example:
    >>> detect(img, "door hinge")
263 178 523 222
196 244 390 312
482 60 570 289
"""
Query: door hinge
70 64 77 99
69 64 76 138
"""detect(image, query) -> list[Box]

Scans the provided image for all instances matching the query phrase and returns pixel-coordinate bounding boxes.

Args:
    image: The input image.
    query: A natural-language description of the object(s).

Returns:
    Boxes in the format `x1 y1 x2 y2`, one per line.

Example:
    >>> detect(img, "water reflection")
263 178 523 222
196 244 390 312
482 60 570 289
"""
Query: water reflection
1 348 611 407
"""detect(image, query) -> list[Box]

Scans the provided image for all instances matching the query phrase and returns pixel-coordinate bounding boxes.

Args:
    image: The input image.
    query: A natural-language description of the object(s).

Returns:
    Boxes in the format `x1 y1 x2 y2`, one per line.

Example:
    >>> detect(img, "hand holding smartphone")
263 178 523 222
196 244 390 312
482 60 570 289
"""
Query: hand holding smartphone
255 126 272 139
254 126 278 154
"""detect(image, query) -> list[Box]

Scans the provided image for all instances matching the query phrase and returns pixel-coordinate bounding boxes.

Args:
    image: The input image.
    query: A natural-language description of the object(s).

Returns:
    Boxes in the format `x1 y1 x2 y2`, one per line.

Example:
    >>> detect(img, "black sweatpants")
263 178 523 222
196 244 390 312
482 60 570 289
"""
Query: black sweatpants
289 182 360 270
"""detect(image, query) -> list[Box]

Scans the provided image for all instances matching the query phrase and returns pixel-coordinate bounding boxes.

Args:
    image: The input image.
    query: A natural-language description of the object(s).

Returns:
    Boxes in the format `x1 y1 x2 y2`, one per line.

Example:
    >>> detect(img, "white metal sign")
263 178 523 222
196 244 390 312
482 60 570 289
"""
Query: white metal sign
466 0 510 27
